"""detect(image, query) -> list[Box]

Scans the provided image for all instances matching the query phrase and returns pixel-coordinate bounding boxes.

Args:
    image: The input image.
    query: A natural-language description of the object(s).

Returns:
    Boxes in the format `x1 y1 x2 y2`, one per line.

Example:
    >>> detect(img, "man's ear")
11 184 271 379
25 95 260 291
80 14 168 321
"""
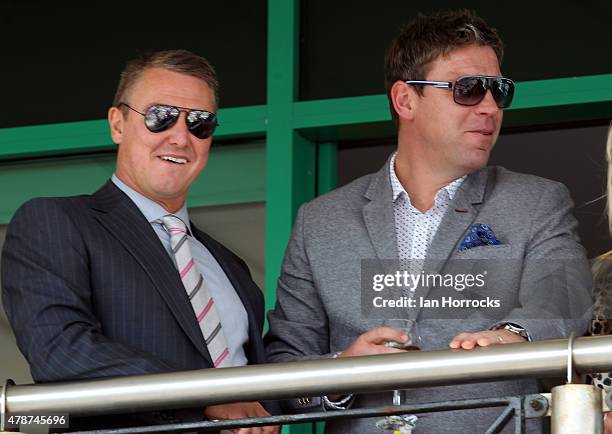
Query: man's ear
108 106 125 144
390 81 418 122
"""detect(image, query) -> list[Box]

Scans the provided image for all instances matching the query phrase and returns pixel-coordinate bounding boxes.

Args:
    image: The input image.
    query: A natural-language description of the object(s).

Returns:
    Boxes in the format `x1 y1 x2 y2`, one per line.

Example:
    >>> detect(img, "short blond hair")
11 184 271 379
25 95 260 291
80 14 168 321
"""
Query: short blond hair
112 49 219 109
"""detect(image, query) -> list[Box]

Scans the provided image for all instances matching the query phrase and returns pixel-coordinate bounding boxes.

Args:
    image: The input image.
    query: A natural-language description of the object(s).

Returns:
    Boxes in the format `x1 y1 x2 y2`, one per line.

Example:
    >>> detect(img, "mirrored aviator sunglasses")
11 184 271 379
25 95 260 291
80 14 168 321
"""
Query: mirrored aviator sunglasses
120 103 219 139
405 75 515 109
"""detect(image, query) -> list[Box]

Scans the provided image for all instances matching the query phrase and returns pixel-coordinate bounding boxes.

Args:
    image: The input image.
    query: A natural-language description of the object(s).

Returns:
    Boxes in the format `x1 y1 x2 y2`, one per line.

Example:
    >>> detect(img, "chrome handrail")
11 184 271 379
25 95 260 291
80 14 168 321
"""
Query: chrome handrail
3 335 612 418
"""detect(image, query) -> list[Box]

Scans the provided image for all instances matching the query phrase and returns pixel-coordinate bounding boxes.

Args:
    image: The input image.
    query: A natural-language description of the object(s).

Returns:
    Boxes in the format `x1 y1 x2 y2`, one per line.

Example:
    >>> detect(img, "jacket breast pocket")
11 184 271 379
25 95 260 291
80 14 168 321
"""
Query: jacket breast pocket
456 244 513 259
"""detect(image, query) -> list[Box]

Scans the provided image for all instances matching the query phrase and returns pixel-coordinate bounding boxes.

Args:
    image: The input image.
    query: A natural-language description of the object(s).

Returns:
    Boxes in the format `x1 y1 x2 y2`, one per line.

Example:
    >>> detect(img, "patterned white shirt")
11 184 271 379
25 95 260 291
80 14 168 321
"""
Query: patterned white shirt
389 152 466 263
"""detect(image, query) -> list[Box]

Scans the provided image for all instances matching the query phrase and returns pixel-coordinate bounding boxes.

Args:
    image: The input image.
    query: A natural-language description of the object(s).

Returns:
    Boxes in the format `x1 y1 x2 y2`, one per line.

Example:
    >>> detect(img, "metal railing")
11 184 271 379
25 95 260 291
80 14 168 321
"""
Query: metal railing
2 335 612 433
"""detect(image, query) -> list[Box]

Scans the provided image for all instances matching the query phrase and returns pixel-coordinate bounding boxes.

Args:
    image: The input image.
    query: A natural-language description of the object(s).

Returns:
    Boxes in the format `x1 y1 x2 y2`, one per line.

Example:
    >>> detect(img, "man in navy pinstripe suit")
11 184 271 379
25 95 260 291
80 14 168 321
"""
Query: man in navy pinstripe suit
1 50 278 434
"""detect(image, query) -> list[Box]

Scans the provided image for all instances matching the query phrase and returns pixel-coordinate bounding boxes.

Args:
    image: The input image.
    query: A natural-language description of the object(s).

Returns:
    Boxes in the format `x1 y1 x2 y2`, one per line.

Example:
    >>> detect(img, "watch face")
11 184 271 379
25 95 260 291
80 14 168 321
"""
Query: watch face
504 324 528 338
493 323 528 340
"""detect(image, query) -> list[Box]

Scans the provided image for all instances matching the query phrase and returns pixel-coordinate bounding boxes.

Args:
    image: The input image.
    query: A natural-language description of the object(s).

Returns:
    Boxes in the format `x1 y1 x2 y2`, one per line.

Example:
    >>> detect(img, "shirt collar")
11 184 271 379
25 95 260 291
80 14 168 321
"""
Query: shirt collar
389 151 466 204
111 174 192 233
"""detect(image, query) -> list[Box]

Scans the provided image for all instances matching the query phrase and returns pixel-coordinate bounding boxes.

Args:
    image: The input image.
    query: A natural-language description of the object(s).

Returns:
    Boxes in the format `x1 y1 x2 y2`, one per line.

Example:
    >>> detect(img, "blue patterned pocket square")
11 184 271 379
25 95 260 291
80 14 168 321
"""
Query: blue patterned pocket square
458 223 501 252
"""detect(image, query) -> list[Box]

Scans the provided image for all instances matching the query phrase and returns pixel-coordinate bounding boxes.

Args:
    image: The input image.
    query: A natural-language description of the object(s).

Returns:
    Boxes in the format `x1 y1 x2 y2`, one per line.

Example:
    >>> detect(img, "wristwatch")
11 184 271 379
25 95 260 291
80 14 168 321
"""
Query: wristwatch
495 322 530 341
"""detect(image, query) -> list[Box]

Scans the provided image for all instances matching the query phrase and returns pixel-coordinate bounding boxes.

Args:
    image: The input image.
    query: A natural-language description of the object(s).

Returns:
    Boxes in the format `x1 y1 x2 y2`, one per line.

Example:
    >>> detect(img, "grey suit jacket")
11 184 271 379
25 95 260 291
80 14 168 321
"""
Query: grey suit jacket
266 158 592 433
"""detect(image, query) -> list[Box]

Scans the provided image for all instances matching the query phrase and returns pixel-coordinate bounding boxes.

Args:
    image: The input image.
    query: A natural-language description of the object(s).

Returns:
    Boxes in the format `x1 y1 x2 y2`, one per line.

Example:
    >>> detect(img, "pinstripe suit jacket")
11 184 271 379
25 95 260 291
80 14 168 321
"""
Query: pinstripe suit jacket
1 180 269 429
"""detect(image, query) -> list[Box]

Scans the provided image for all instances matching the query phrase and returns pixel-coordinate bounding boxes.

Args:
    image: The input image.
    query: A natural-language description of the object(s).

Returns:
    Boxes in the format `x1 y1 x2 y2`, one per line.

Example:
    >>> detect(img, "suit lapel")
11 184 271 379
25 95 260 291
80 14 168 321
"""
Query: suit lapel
414 168 489 318
362 159 400 269
91 181 213 363
425 168 488 267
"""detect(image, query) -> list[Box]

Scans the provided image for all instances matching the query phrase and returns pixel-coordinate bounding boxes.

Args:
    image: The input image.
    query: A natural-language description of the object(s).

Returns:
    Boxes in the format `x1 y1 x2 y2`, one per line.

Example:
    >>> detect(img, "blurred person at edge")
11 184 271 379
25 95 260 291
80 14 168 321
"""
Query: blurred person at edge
1 49 278 434
589 123 612 434
265 9 592 434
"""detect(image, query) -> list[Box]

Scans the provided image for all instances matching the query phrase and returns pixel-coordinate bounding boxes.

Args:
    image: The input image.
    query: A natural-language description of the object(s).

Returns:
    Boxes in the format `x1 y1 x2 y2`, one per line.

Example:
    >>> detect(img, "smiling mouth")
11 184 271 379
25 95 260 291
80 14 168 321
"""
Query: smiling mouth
159 155 188 164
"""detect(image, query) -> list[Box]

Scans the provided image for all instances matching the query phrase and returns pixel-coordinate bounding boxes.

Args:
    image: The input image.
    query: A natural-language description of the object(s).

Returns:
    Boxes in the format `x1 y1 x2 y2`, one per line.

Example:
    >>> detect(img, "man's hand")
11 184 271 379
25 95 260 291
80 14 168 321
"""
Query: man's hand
605 412 612 434
204 402 279 434
339 327 409 357
449 330 526 350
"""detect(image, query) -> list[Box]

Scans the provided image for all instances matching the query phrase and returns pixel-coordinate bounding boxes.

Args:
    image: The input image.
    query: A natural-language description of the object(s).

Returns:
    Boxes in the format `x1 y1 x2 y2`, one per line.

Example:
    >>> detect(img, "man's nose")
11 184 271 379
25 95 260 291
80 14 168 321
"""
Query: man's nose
166 113 191 145
476 89 501 115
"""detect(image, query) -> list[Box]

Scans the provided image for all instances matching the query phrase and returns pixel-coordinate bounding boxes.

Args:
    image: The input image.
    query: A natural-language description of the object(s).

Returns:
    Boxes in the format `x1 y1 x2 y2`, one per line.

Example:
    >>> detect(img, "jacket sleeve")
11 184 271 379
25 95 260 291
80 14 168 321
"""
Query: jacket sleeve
499 182 592 341
1 198 181 383
265 204 335 363
265 204 348 413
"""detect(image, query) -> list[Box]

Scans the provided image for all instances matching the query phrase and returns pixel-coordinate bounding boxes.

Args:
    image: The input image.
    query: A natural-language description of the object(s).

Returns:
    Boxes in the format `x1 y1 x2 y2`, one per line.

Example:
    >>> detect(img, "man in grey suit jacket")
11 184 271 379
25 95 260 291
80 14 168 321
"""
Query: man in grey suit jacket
265 10 591 433
2 50 277 434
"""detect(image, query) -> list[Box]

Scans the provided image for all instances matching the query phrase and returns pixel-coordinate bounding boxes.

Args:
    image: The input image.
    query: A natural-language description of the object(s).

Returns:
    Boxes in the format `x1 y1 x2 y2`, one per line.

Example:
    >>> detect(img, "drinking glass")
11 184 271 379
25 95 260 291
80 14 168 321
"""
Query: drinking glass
375 319 421 433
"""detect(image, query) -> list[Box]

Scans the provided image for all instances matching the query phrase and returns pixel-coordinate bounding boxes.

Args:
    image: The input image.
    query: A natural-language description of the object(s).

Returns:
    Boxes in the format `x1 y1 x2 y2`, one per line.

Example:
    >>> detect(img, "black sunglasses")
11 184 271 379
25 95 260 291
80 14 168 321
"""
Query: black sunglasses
119 103 219 139
405 75 515 108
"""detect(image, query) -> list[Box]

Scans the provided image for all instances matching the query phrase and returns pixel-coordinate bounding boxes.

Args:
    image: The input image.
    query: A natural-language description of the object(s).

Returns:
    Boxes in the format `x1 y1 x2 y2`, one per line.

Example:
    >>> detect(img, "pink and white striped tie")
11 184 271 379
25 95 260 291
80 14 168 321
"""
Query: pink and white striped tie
159 215 231 368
